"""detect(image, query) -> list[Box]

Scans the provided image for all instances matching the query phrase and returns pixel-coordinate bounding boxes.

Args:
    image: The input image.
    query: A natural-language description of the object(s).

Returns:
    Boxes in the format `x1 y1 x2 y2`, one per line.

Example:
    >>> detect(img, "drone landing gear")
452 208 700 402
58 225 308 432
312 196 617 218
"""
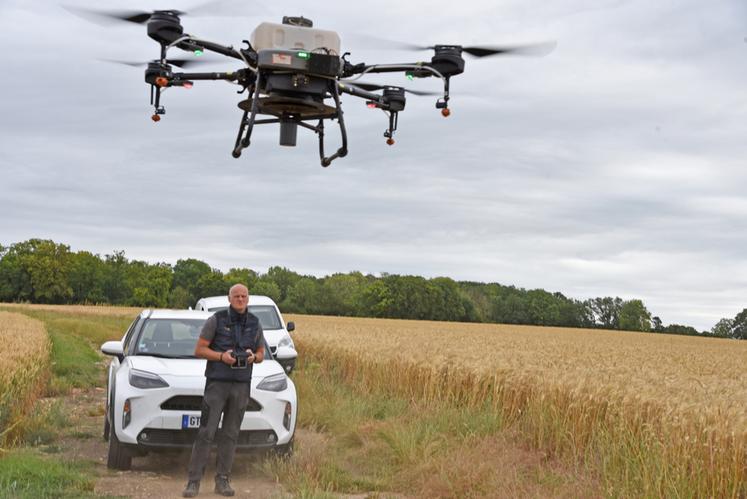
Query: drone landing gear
232 79 348 167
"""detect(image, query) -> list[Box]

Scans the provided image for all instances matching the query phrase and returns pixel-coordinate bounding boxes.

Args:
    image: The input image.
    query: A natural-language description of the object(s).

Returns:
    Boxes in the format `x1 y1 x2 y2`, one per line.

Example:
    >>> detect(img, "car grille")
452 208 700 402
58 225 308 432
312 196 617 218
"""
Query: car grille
160 395 262 412
137 429 278 448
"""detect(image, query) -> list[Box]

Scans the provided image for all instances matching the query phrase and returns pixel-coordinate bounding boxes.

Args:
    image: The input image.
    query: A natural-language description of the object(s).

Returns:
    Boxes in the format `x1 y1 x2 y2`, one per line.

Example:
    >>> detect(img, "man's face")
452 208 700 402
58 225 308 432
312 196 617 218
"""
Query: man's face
228 285 249 313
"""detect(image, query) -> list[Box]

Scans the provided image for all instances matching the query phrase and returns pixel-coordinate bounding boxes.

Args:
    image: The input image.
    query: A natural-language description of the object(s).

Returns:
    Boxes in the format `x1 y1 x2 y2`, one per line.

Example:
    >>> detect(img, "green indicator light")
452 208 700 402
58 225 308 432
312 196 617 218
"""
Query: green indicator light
194 49 204 56
406 72 414 81
297 51 310 59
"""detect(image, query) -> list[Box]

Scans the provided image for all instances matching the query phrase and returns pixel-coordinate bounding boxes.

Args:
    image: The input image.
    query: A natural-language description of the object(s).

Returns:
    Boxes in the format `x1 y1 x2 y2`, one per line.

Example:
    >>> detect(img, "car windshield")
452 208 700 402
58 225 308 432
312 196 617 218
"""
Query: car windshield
134 318 205 358
205 305 283 330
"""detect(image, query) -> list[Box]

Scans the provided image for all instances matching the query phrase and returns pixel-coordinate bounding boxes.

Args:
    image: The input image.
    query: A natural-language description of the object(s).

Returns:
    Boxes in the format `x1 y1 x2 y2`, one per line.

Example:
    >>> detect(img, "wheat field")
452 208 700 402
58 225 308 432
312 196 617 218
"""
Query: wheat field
2 304 744 495
288 314 747 497
0 311 50 446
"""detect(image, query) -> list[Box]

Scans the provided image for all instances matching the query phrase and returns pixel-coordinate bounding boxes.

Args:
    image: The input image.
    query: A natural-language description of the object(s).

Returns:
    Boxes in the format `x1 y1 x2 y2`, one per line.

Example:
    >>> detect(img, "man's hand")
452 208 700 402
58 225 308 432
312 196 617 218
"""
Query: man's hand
221 349 235 365
245 348 256 364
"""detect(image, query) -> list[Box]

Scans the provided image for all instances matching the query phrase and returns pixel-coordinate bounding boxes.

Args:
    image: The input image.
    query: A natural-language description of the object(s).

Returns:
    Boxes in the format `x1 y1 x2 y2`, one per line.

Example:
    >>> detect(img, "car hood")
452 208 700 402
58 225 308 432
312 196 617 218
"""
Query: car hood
127 356 285 379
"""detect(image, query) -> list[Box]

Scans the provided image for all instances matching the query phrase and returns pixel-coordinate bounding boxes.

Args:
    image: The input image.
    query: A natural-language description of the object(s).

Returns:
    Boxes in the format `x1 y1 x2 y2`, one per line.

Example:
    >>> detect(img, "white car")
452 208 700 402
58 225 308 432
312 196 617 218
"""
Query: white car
194 295 298 374
100 309 297 470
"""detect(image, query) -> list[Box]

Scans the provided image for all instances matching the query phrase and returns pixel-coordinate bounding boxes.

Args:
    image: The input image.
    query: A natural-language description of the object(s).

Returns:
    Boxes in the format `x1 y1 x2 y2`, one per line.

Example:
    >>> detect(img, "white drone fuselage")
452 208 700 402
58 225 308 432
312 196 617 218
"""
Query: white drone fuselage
250 22 341 54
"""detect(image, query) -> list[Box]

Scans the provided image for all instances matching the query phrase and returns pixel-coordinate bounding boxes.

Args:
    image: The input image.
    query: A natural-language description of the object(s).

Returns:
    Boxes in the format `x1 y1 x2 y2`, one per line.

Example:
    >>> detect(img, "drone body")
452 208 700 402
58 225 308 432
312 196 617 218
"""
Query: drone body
73 7 553 166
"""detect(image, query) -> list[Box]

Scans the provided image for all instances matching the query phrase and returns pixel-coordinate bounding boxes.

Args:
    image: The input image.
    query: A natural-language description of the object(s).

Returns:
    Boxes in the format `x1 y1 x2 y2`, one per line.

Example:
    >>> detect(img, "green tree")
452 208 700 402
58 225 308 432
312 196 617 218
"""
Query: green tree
0 239 73 303
731 309 747 340
196 269 227 298
125 261 172 307
590 297 622 329
319 272 365 316
173 258 213 304
284 277 321 314
618 299 652 332
68 251 106 303
266 266 302 303
252 278 281 302
224 267 258 290
102 250 130 304
168 286 192 309
651 316 663 332
710 318 733 338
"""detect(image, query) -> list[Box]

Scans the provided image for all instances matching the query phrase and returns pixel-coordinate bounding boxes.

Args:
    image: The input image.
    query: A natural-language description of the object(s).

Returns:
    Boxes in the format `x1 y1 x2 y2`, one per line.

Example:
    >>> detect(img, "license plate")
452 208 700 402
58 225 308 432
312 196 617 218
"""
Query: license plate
182 414 200 428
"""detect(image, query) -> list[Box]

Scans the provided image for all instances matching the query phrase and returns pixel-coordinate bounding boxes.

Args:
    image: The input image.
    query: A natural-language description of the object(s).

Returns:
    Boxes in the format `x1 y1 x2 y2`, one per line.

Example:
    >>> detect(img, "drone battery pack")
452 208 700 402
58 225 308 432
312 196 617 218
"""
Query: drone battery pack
250 22 341 54
257 50 340 77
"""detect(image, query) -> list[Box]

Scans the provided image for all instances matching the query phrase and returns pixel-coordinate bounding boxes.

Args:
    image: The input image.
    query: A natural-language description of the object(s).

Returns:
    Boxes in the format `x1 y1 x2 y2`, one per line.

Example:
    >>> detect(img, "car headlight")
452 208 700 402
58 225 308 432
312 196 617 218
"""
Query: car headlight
129 369 169 389
278 335 294 348
256 373 288 392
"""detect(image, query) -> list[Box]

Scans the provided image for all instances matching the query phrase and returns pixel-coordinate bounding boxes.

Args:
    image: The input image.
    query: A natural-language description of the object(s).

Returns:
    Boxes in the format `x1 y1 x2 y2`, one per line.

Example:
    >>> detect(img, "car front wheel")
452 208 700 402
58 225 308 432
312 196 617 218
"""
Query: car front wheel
106 405 132 470
273 438 294 459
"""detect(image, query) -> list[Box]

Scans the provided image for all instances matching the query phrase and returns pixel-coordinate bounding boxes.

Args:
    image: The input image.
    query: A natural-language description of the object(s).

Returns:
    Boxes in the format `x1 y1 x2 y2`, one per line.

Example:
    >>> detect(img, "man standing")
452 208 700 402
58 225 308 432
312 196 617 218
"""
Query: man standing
183 284 265 498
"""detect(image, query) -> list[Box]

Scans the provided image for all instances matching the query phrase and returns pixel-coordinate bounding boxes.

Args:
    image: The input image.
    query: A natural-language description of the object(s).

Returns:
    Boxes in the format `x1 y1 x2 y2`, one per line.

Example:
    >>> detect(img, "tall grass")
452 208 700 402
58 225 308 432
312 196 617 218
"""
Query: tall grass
288 314 747 498
0 312 50 447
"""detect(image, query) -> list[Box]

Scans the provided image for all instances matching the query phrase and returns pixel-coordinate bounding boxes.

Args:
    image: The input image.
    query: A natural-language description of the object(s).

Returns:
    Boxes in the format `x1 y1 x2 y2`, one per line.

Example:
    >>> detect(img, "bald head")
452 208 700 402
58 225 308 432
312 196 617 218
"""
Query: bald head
228 284 249 313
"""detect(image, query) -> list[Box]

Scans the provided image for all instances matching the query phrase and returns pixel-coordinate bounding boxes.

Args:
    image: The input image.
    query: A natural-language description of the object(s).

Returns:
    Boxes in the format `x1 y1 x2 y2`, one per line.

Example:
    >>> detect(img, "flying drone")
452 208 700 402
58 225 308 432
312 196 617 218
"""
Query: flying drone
72 7 554 166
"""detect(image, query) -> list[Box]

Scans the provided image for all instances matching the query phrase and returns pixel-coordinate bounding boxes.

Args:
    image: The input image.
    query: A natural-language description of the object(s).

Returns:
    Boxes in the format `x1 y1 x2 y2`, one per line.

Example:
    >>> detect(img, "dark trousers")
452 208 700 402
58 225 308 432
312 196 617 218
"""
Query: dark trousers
187 379 250 481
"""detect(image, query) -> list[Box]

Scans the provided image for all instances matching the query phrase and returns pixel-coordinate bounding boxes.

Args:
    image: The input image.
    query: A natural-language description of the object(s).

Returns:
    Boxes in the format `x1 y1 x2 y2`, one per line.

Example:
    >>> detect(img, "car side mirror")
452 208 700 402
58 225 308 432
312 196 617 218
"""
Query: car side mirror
286 321 295 332
275 345 297 360
101 340 124 362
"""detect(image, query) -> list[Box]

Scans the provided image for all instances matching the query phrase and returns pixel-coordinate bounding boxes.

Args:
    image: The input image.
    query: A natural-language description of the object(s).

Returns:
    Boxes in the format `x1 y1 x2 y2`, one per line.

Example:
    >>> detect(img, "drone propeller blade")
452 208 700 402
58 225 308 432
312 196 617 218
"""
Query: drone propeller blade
186 0 269 16
462 42 556 58
346 82 440 96
62 6 174 25
64 0 259 26
102 58 218 68
346 34 556 58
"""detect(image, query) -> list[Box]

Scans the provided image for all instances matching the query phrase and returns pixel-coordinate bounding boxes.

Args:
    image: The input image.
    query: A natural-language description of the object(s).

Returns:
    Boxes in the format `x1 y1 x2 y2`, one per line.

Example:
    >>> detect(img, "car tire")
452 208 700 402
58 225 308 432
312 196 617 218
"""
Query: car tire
107 404 132 470
103 413 110 442
103 386 113 441
273 438 294 459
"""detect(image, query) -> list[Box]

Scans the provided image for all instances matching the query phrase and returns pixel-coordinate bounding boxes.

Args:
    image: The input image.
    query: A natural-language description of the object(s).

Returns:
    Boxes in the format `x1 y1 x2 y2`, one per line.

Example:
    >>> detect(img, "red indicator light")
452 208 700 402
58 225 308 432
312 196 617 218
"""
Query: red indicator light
155 77 169 87
441 108 451 117
183 82 193 89
386 138 395 146
151 114 161 122
366 102 377 109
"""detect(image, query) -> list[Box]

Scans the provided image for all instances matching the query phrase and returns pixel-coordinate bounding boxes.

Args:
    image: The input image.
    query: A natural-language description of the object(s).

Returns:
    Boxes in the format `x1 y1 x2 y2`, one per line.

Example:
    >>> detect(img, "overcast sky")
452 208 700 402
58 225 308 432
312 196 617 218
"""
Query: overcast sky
1 0 746 330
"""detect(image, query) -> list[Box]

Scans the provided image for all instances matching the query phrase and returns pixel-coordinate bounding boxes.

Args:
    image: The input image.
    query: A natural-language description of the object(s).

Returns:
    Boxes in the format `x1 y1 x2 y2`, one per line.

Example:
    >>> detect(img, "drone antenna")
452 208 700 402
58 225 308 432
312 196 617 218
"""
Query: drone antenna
282 16 313 27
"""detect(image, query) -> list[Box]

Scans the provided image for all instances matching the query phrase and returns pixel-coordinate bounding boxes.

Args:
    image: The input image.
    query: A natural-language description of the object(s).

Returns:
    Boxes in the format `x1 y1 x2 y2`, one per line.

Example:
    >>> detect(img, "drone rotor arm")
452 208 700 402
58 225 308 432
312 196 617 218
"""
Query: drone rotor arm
337 82 382 102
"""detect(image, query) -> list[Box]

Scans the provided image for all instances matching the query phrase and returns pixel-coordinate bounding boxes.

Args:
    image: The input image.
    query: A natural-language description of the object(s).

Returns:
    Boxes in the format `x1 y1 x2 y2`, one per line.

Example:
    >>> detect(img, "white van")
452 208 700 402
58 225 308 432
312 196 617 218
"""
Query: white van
194 295 297 374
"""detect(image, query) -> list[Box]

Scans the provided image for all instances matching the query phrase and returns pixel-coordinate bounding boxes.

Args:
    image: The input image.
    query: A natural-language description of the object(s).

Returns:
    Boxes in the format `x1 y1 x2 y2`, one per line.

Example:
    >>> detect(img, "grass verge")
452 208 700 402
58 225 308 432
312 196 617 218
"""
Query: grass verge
0 307 132 497
0 449 95 498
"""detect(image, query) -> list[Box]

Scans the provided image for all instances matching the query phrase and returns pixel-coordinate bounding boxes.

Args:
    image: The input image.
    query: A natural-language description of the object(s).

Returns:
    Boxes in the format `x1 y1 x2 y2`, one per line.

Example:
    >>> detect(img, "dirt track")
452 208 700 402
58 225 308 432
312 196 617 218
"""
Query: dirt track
60 387 285 498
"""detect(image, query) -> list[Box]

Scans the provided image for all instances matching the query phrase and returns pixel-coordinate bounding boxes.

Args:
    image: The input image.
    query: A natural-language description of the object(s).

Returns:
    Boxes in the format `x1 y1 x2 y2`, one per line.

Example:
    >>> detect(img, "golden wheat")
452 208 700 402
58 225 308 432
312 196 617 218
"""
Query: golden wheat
288 314 747 497
0 302 141 318
0 311 51 446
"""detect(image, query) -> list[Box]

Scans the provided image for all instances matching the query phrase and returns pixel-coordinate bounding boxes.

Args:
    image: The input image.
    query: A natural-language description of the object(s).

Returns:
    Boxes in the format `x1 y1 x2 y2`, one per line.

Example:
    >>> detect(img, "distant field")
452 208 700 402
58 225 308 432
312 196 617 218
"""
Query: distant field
0 303 141 318
2 304 744 496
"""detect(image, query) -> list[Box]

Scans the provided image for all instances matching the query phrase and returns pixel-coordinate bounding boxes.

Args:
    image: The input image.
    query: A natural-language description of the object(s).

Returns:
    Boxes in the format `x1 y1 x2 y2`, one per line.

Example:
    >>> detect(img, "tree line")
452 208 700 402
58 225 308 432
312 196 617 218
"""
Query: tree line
1 239 744 339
